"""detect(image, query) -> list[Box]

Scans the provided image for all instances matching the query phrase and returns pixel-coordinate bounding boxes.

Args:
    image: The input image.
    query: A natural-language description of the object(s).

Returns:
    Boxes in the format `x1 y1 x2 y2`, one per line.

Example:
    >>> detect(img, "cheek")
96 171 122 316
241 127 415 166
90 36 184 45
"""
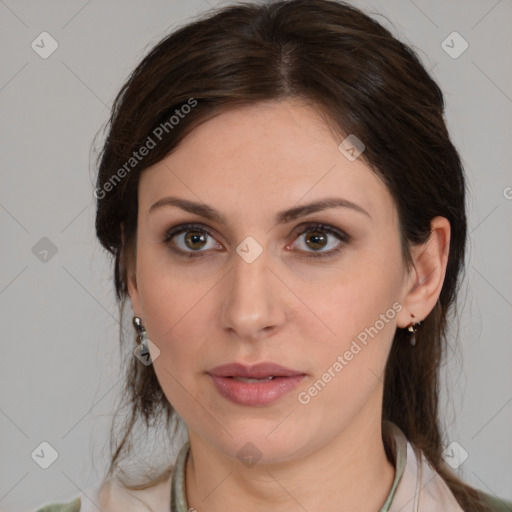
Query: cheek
314 256 401 344
298 290 398 426
299 246 402 386
134 253 203 382
139 280 209 419
136 244 202 324
135 248 217 363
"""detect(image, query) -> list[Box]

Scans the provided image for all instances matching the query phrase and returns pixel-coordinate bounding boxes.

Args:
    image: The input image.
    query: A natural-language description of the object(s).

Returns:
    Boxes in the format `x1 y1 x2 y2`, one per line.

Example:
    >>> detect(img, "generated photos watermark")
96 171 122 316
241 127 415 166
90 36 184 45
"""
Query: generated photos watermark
94 97 198 200
297 301 403 405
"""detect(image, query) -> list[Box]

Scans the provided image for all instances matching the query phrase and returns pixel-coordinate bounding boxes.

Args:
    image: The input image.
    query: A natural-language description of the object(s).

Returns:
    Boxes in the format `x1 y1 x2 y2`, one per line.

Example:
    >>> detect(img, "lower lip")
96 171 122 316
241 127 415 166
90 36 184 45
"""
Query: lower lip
208 374 306 406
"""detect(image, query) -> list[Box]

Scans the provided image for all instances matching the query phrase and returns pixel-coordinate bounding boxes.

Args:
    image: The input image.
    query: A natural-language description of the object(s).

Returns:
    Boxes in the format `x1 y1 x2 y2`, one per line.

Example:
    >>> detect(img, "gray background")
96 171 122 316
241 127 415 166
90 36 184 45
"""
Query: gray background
1 0 511 511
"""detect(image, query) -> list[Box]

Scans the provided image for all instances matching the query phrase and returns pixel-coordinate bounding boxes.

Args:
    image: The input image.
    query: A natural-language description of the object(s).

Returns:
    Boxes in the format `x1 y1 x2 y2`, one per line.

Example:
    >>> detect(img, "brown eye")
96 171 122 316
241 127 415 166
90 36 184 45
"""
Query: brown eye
164 224 221 257
304 230 328 251
183 230 208 251
291 223 350 258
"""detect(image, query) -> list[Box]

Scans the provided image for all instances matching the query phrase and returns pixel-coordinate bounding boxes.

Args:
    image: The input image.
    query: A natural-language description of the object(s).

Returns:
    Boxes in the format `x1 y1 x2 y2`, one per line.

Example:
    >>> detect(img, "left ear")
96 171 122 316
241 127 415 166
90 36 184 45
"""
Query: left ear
396 216 451 329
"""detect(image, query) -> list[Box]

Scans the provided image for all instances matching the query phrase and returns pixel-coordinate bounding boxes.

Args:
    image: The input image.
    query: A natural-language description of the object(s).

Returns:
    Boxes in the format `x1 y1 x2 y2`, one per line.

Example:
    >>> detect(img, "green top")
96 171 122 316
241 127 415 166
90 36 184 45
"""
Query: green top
33 424 512 512
33 498 81 512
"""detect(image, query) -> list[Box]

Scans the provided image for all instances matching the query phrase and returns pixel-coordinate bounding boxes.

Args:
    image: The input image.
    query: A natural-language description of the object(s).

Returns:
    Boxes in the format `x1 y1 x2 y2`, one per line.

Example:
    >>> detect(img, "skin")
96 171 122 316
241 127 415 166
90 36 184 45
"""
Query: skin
126 99 450 512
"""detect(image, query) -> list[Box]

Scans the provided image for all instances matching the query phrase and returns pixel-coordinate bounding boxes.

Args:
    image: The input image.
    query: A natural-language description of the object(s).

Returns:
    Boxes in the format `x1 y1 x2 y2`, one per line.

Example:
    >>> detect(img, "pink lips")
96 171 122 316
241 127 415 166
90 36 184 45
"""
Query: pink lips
208 362 306 406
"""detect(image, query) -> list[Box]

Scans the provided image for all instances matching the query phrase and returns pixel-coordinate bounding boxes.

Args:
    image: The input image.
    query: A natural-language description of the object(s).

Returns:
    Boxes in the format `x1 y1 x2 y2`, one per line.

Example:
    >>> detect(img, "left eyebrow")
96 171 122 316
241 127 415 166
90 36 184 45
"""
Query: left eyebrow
148 196 372 225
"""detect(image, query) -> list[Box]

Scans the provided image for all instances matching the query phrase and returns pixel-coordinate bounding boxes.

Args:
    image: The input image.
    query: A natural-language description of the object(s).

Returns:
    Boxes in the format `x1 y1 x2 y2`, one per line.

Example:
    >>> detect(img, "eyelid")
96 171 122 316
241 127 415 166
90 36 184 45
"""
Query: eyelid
291 222 350 241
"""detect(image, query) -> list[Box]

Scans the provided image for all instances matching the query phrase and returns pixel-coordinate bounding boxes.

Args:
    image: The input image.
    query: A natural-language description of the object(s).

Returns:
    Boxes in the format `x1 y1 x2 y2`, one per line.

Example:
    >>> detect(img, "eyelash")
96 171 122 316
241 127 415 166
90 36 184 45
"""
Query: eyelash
162 222 350 259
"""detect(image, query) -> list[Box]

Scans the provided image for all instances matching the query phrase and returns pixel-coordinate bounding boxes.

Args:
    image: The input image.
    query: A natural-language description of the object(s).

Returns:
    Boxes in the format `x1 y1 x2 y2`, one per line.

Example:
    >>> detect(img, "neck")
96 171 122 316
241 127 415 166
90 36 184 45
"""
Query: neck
184 396 396 512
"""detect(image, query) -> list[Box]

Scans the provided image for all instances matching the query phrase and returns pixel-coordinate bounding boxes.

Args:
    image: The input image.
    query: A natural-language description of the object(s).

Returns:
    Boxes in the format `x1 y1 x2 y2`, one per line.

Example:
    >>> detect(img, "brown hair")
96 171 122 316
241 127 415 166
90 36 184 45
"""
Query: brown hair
94 0 490 509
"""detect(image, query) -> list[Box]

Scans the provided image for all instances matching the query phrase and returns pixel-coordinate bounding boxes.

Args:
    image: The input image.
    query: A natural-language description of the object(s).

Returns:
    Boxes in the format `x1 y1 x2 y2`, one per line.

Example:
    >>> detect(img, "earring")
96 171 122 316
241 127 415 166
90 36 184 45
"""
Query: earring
133 316 153 365
407 313 422 346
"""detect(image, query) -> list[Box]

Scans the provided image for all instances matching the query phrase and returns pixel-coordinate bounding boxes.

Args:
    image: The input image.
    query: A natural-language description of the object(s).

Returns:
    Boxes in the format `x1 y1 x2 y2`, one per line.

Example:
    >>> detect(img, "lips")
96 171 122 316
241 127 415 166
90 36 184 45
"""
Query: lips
208 362 304 379
207 362 306 406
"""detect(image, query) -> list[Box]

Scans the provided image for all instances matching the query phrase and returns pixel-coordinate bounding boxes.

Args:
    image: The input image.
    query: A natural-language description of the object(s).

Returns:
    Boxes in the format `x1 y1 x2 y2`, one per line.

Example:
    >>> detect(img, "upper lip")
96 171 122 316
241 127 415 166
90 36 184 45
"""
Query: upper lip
208 362 305 378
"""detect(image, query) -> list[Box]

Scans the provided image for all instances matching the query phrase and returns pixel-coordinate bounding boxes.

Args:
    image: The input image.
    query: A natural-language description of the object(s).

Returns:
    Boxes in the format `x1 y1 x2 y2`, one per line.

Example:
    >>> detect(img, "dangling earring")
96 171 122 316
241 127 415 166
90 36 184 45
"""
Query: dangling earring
407 313 422 346
133 316 153 365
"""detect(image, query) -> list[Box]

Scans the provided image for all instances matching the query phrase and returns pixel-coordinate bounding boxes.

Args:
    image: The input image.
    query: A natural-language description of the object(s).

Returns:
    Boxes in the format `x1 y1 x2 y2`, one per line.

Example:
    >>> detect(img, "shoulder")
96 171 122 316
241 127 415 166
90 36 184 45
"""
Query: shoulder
478 490 512 511
32 467 174 512
94 469 174 512
33 496 82 512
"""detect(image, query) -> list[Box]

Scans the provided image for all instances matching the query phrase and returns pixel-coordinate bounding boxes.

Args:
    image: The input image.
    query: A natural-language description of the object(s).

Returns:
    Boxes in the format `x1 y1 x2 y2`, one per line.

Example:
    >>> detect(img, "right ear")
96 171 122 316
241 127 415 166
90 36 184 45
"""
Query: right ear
122 224 141 317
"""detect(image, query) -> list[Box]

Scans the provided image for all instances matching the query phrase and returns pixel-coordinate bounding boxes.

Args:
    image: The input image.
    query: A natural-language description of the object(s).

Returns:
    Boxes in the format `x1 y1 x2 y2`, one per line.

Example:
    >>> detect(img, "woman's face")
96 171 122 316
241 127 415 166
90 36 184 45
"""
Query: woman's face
128 99 416 463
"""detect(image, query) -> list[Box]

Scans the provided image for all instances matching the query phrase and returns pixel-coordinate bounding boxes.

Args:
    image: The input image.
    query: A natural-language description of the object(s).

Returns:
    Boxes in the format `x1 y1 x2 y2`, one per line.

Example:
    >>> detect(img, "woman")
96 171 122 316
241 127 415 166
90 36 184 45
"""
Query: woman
34 0 512 510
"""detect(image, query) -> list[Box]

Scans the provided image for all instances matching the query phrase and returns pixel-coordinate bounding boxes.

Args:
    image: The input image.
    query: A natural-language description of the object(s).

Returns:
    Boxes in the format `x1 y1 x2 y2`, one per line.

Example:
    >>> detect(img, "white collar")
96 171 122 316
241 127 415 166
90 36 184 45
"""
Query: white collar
385 422 464 512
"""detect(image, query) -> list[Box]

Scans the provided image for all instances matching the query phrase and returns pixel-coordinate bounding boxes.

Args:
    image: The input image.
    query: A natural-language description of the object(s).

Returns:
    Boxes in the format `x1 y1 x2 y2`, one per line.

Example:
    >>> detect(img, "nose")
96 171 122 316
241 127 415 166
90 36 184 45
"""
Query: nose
220 248 286 341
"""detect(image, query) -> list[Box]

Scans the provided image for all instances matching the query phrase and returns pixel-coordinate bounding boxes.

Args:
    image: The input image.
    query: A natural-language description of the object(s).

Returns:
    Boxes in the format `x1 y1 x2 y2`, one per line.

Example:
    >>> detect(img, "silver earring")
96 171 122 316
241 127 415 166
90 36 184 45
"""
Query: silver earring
407 322 422 334
407 314 422 346
133 316 153 365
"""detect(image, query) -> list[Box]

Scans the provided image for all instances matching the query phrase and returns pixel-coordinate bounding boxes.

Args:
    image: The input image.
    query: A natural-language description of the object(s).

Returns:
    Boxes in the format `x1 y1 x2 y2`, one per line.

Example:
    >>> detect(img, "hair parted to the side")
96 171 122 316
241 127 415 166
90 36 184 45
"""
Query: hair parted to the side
93 0 492 509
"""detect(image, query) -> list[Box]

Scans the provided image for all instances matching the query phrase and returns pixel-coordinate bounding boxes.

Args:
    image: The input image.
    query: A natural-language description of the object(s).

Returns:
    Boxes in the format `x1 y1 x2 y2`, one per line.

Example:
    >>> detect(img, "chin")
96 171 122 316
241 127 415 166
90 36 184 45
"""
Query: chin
204 421 311 465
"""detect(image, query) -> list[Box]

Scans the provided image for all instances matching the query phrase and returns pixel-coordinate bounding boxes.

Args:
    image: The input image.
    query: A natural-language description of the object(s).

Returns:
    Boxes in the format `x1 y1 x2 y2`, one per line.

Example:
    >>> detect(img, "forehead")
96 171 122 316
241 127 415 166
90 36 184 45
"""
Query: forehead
139 99 396 225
